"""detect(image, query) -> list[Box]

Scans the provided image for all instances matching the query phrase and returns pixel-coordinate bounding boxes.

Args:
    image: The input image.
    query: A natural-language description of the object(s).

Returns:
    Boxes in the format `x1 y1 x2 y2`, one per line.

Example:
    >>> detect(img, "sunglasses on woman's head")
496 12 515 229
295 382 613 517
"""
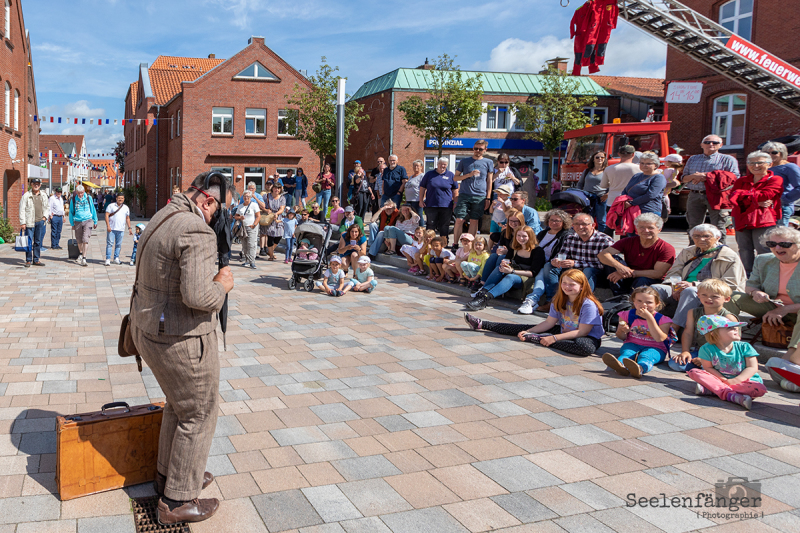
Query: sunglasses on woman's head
766 241 795 249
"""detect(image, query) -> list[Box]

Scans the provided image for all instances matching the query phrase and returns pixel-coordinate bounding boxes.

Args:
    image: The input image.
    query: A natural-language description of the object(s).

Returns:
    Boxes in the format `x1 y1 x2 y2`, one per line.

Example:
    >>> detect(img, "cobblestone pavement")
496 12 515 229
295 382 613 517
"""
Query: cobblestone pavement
0 226 798 533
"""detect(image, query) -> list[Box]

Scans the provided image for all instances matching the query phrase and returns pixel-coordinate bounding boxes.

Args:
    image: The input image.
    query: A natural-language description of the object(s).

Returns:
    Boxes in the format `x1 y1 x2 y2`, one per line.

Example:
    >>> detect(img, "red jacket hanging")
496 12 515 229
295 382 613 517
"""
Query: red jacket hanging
729 171 783 230
571 1 601 76
606 195 641 236
704 170 738 210
589 0 619 69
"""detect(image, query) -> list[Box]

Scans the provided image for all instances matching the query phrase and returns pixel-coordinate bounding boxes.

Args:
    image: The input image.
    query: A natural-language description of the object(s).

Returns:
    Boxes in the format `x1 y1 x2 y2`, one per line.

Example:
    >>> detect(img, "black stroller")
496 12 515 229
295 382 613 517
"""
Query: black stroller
550 188 593 217
288 221 333 291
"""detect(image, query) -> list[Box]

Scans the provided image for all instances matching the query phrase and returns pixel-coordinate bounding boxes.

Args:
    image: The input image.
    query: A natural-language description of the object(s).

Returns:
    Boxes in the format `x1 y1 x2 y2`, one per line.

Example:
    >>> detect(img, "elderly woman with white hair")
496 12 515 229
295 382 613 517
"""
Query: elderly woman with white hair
762 141 800 226
726 226 800 392
651 223 746 328
730 150 784 275
620 151 668 222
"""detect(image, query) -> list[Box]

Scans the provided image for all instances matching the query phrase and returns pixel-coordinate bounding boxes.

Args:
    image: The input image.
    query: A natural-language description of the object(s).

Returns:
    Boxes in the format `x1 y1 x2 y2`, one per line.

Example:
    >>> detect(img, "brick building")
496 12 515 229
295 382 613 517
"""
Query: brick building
665 0 800 161
345 62 619 182
0 0 39 229
123 36 318 216
589 75 665 121
87 158 116 189
39 134 89 191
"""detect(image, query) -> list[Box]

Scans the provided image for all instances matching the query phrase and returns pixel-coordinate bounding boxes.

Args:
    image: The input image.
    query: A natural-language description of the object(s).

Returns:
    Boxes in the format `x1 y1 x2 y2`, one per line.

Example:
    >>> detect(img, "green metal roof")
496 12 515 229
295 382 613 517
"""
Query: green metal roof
350 68 611 100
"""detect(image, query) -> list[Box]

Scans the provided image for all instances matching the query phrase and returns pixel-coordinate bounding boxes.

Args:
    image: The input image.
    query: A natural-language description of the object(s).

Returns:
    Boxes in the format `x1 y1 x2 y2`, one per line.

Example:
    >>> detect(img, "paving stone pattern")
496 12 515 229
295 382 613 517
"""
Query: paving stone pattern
0 229 798 532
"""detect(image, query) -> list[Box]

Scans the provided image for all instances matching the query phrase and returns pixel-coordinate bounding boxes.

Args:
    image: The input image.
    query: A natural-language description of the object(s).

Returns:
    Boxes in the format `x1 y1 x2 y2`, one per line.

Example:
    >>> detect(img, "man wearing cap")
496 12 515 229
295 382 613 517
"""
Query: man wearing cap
19 178 49 267
600 145 640 236
682 134 740 244
338 205 364 236
48 187 65 250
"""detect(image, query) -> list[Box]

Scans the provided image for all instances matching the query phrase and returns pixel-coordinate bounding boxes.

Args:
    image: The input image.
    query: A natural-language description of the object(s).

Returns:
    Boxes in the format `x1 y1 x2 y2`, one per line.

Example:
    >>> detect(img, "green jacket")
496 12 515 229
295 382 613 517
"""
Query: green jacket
747 253 800 302
339 216 364 236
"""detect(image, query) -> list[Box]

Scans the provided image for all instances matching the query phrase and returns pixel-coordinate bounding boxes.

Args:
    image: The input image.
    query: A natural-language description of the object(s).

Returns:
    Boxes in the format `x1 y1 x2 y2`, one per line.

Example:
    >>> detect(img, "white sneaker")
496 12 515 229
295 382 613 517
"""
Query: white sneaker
130 260 135 266
781 379 800 393
75 255 83 265
114 258 121 265
517 301 534 315
80 257 88 267
104 259 111 266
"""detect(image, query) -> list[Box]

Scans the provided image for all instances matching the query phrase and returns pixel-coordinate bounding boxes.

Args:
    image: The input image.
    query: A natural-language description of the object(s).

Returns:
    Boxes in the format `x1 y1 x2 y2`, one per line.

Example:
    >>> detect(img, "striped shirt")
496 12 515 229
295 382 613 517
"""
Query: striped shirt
683 153 740 192
561 230 615 269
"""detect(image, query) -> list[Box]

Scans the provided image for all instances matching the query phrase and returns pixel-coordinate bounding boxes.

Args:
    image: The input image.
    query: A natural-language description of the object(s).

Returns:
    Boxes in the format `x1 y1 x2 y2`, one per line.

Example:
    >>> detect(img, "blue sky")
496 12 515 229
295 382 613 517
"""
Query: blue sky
27 0 666 156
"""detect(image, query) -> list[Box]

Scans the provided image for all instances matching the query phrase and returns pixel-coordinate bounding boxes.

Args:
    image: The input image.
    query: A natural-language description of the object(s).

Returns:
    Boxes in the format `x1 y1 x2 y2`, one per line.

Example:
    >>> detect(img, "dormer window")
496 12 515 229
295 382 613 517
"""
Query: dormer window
234 61 278 81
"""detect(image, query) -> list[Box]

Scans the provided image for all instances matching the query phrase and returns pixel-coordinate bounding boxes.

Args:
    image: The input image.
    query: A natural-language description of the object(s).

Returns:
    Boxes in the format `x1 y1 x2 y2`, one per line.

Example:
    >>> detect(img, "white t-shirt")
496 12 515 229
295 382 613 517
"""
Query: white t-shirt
236 201 260 226
493 169 517 192
105 203 130 232
491 198 511 224
600 162 640 206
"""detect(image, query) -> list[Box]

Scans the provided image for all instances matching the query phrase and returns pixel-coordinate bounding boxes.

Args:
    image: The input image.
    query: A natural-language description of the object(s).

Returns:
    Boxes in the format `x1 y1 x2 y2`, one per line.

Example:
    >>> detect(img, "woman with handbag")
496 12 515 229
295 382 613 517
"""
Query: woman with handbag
234 191 260 269
263 183 286 261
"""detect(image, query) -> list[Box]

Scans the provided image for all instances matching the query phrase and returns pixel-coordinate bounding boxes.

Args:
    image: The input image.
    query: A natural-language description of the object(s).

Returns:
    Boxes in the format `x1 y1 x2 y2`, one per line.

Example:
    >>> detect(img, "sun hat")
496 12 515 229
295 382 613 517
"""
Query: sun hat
358 256 371 264
696 315 748 336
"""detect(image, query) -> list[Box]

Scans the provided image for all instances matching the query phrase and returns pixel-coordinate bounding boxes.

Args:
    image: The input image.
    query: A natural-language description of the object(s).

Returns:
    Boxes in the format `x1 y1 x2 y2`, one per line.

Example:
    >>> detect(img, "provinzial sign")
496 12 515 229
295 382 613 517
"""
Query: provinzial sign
726 34 800 89
425 137 567 150
666 82 703 103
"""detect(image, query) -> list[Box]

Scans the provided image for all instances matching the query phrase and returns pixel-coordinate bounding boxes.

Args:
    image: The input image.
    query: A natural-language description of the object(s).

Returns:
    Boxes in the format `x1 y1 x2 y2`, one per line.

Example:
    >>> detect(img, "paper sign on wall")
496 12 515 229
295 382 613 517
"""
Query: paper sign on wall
666 82 703 103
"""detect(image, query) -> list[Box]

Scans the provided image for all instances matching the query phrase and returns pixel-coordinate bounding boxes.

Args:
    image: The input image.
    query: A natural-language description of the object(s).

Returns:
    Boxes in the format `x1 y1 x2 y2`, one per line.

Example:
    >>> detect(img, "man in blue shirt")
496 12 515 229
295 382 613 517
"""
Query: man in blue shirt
380 155 408 206
509 190 542 234
282 169 297 208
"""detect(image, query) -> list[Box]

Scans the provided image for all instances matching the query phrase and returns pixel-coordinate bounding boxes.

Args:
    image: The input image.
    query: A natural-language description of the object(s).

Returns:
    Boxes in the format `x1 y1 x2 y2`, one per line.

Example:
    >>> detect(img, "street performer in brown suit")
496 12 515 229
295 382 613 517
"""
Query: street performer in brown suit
131 171 234 525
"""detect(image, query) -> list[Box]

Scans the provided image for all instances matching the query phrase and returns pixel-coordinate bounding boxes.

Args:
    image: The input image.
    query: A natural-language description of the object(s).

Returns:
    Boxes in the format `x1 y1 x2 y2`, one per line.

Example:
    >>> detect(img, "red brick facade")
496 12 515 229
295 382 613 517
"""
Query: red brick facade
665 0 800 162
1 0 39 230
123 37 318 216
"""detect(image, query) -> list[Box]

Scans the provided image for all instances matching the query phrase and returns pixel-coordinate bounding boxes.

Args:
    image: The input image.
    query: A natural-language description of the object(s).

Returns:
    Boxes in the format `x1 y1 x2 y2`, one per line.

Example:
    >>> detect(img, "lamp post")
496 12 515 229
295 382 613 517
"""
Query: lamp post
336 77 345 203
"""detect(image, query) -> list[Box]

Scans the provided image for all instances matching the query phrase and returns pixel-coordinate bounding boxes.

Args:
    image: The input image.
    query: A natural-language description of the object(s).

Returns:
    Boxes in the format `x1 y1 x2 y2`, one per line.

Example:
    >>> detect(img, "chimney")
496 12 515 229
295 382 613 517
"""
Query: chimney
208 54 215 59
542 57 569 74
416 58 434 70
248 36 265 46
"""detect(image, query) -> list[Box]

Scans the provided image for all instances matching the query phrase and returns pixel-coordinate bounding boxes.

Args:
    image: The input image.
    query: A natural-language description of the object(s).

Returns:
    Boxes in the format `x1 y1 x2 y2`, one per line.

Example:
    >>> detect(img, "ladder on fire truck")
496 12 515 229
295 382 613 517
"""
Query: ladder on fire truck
615 0 800 118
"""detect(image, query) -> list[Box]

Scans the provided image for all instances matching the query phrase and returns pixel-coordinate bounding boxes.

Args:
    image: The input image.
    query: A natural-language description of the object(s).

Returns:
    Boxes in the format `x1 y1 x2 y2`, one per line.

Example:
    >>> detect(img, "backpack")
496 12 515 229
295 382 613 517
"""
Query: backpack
623 308 676 354
601 295 632 335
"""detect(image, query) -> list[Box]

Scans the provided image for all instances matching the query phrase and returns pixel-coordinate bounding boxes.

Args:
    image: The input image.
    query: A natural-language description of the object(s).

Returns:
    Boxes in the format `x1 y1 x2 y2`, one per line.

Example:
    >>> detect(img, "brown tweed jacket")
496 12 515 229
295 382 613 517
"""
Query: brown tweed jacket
130 193 226 336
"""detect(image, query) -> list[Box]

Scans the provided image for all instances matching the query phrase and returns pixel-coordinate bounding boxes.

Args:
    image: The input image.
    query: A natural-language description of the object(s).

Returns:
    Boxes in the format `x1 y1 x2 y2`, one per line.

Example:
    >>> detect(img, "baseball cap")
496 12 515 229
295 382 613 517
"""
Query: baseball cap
618 145 635 154
358 256 371 264
344 206 354 213
136 223 146 230
696 315 748 336
495 184 513 196
789 216 800 228
31 178 41 184
662 154 683 164
330 256 342 264
354 160 361 164
55 187 62 192
459 233 475 242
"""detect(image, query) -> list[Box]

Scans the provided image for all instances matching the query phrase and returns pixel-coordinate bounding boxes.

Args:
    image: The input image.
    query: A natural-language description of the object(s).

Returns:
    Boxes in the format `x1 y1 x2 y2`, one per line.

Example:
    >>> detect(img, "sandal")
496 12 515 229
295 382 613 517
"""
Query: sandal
459 278 468 286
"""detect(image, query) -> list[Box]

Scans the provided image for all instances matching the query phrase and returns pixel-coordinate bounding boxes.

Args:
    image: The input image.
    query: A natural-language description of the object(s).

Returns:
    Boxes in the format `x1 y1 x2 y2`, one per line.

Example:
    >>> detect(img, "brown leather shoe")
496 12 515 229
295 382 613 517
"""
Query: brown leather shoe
157 497 219 525
153 471 214 496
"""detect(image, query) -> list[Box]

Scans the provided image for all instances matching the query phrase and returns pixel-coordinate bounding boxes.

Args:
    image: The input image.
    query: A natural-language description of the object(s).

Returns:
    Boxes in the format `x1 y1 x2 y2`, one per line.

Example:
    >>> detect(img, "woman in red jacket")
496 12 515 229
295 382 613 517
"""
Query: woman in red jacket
730 151 783 275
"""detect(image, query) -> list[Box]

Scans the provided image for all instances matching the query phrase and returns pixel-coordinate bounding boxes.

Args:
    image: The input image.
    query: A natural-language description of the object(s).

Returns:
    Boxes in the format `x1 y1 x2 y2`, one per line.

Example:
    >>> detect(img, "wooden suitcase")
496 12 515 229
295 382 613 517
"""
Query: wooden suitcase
56 401 164 501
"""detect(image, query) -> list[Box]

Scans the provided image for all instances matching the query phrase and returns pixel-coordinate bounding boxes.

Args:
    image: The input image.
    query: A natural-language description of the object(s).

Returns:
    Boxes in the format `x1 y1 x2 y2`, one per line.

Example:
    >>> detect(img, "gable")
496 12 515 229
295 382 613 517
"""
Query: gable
234 61 279 81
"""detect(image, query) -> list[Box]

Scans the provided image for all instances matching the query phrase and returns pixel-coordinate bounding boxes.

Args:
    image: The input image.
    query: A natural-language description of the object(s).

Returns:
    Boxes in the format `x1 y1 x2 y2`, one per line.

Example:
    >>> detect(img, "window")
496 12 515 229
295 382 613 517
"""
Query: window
277 109 295 136
583 107 608 125
4 0 9 38
3 82 9 127
245 108 266 135
169 167 173 188
713 94 747 148
485 105 508 130
212 107 233 135
244 167 265 193
170 114 174 139
234 61 278 80
177 110 181 136
210 167 233 180
565 134 605 164
424 156 438 173
720 0 752 41
13 89 18 130
612 133 662 155
276 167 296 179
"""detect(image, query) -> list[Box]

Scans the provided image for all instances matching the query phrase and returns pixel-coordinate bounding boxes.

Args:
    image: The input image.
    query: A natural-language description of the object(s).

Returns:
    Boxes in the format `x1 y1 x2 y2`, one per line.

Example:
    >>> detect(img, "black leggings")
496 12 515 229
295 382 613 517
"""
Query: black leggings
425 207 452 241
480 321 602 357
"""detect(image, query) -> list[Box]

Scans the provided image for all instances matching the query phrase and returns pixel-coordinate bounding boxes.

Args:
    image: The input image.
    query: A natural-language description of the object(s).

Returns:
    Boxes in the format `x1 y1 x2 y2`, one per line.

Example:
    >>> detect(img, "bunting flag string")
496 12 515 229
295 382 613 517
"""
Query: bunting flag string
32 115 163 126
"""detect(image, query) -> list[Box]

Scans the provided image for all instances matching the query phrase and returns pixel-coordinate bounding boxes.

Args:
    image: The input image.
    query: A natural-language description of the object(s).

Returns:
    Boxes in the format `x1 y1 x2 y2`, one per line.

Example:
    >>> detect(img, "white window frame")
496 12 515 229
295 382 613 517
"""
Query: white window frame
211 107 233 135
583 107 609 125
177 110 181 136
484 104 509 131
276 167 296 179
169 167 173 188
244 167 265 193
170 114 174 139
277 109 295 136
13 89 18 130
4 82 9 127
234 62 278 81
712 93 747 149
719 0 753 41
4 0 9 39
245 108 266 136
210 167 233 180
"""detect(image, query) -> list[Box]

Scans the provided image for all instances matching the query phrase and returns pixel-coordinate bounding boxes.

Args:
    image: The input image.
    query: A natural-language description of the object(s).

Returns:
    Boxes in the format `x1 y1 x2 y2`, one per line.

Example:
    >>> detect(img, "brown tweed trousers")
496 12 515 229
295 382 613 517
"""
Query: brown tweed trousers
130 193 226 500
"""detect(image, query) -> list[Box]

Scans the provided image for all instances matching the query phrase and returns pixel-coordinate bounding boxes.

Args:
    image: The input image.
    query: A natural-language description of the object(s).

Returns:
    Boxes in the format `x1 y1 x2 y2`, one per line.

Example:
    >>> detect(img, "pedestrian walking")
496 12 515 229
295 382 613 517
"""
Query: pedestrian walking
48 186 65 249
130 171 234 525
104 192 132 266
68 184 98 267
18 178 49 267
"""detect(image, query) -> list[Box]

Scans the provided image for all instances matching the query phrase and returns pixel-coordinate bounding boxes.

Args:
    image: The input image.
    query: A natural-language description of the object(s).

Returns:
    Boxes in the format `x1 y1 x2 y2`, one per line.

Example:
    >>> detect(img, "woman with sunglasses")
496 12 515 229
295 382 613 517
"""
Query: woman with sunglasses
762 141 800 227
577 151 609 232
493 153 521 194
729 226 800 393
729 151 783 275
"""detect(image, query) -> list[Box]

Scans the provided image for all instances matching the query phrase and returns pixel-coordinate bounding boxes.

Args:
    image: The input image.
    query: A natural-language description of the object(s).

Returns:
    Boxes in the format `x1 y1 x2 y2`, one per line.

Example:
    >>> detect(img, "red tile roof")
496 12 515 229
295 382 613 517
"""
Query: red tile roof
588 75 664 99
40 134 86 156
129 82 139 110
148 55 225 105
90 159 117 178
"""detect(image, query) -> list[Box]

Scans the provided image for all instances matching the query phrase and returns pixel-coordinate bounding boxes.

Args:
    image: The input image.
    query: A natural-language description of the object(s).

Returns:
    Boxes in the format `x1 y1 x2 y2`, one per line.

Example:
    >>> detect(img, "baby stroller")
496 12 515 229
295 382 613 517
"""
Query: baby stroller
288 221 333 291
550 188 592 217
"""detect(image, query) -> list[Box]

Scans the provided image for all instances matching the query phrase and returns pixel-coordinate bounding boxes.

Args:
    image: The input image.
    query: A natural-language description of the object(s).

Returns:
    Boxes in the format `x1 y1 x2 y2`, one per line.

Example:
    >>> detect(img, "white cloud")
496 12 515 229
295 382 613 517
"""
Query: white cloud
64 100 105 117
203 0 333 29
484 36 573 73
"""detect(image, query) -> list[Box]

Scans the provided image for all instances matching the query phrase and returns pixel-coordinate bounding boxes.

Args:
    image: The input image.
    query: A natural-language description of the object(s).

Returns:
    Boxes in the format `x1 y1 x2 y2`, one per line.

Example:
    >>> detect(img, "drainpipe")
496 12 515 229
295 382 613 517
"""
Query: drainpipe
389 91 395 155
155 104 160 212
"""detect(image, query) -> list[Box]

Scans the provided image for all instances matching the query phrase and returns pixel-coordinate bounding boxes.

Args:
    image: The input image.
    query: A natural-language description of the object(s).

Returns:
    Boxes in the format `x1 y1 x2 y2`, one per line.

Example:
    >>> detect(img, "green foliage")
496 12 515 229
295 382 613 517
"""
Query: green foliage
114 140 125 174
397 54 484 158
285 58 369 174
133 185 147 217
0 203 13 244
534 197 552 212
513 66 598 199
121 186 135 208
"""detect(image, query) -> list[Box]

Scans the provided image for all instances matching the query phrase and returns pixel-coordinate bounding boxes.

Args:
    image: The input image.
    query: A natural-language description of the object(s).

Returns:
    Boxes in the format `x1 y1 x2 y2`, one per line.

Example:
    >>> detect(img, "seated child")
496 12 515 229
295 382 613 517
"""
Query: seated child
400 227 426 274
427 236 455 282
314 255 346 296
296 239 312 260
444 234 473 284
688 315 767 410
412 229 437 277
673 279 738 372
130 223 145 266
602 286 677 379
343 255 377 294
464 268 604 357
461 236 489 290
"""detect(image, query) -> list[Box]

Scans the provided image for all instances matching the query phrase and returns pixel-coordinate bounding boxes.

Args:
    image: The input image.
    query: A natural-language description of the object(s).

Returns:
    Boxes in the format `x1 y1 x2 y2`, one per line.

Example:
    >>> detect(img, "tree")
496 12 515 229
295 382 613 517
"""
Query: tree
513 66 597 199
284 58 368 174
113 140 125 174
397 54 484 159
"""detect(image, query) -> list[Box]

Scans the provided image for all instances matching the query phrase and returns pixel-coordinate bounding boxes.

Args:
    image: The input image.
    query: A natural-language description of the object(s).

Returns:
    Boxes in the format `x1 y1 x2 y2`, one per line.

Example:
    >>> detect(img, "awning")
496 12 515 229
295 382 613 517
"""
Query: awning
81 181 100 189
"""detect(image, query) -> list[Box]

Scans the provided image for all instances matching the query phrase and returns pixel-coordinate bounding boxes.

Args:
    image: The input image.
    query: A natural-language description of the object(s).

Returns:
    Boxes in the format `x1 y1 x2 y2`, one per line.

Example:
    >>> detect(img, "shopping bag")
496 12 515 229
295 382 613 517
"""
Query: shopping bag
14 233 30 253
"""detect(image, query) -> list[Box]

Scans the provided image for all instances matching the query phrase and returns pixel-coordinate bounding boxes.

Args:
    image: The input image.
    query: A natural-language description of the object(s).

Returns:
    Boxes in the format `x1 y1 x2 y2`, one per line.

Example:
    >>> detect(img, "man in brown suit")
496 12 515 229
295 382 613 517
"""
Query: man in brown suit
131 171 234 525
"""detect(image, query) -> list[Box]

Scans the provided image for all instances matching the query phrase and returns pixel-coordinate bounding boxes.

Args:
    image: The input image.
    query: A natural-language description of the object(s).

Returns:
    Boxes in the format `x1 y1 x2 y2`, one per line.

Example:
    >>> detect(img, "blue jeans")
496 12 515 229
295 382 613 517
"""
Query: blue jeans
284 192 296 208
668 349 701 372
50 215 63 248
588 194 607 233
381 193 401 206
483 267 523 298
546 265 607 299
368 223 384 256
523 267 548 305
481 253 505 283
617 342 667 374
284 237 295 260
106 230 123 260
409 201 425 226
131 243 138 263
383 226 414 247
780 204 795 226
317 189 332 215
25 220 46 263
348 185 356 203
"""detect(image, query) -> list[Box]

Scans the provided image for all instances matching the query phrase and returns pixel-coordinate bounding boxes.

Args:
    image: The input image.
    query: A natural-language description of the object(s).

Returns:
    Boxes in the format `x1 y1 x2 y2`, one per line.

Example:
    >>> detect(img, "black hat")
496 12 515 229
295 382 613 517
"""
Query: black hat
31 178 41 184
55 187 62 192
